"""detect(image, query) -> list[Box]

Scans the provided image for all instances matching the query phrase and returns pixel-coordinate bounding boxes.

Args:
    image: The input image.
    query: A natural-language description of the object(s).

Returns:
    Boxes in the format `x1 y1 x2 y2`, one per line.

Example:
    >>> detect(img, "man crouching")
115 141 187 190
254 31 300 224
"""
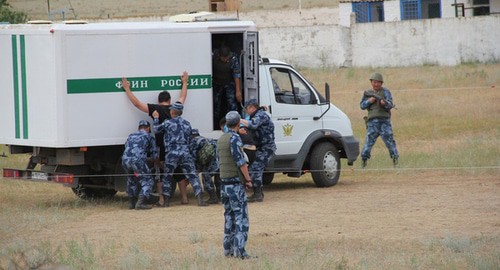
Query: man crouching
122 120 158 210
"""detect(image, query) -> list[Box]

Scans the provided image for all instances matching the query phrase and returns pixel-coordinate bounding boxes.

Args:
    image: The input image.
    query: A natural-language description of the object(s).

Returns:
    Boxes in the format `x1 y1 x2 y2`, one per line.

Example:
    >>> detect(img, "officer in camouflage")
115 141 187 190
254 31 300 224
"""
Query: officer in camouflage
122 120 158 210
212 45 242 129
190 129 219 204
240 99 276 202
360 72 399 168
218 111 254 260
152 102 208 207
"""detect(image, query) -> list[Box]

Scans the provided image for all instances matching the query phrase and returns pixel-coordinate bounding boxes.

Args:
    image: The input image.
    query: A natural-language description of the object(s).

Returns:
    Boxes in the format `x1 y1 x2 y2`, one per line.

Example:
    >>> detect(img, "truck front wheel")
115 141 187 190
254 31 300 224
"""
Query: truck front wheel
310 142 340 187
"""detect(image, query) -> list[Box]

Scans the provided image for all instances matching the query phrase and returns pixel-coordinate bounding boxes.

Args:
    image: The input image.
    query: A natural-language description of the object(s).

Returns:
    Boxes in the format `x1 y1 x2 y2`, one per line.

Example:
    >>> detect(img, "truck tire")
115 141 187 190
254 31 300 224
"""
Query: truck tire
72 185 117 199
262 172 274 185
310 142 340 187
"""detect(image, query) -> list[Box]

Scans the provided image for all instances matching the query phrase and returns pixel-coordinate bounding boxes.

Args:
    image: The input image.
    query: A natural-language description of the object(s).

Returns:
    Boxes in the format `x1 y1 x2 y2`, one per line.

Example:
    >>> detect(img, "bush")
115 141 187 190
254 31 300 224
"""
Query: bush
0 0 28 24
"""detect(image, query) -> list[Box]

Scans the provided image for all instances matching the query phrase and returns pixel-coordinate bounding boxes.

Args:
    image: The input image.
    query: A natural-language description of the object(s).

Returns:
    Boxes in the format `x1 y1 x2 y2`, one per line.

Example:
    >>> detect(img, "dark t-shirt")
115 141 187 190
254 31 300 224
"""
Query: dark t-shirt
147 103 171 161
239 127 256 146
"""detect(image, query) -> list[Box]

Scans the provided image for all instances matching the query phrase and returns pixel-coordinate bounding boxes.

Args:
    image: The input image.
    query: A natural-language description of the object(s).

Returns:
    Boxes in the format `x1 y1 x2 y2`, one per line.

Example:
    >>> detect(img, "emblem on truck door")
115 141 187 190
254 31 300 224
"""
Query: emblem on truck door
282 123 293 137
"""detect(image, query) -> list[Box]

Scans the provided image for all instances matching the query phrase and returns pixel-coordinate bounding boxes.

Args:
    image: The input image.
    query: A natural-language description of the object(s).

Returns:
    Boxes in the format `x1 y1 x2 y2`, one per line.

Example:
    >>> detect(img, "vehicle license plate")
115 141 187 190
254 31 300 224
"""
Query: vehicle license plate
32 172 48 180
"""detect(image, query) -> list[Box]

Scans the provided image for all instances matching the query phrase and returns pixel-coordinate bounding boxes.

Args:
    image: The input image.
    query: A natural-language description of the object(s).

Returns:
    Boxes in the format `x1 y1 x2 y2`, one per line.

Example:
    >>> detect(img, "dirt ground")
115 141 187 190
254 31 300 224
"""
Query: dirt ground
4 169 497 266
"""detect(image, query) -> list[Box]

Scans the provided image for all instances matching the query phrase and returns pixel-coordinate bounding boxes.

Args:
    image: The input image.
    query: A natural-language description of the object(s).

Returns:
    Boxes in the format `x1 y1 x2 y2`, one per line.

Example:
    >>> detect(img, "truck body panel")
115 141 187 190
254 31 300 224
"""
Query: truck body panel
1 21 257 147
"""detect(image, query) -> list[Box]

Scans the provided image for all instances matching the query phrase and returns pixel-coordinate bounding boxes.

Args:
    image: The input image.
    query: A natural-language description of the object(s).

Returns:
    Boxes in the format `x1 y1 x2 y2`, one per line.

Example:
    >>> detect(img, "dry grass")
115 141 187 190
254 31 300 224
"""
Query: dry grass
301 63 500 168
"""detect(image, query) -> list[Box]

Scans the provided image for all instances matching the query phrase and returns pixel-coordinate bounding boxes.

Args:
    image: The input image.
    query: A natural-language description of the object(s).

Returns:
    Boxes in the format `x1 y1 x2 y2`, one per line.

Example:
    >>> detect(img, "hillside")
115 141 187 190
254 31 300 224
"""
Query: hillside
9 0 338 21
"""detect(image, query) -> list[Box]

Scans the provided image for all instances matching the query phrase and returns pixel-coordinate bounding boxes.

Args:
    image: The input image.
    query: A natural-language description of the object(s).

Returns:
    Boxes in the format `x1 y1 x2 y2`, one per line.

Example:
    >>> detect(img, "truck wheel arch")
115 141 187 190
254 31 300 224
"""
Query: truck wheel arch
300 129 345 163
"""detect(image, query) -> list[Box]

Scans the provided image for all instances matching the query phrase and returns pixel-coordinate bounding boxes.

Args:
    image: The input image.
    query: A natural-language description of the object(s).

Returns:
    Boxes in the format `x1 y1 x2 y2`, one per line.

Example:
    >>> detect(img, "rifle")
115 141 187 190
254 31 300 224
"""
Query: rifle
363 90 395 110
362 90 396 129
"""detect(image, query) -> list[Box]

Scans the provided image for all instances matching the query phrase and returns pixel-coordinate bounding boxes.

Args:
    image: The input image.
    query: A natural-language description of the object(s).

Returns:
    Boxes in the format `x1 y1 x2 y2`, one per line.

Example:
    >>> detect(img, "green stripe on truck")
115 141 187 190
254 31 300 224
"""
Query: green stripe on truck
11 35 20 139
67 75 212 94
20 35 28 139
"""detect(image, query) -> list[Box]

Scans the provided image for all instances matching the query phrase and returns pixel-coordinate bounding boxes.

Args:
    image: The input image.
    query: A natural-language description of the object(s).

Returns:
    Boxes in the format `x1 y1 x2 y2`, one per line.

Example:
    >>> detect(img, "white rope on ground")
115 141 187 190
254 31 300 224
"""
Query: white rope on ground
340 166 500 173
45 165 500 178
333 85 496 94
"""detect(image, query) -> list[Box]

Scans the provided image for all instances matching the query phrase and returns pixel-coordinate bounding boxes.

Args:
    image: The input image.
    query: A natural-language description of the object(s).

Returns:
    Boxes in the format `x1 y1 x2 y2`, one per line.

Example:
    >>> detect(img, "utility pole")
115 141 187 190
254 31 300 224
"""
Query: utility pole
47 0 50 17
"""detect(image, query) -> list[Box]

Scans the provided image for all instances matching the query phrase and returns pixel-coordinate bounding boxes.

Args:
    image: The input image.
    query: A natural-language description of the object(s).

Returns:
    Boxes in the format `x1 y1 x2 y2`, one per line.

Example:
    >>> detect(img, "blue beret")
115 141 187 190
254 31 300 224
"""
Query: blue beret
171 102 184 112
244 99 258 107
138 120 150 127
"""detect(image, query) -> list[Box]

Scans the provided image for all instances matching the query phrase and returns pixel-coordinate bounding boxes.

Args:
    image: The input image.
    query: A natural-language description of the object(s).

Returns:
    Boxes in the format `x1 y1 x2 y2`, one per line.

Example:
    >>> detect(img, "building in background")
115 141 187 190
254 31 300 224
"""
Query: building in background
208 0 240 12
339 0 500 26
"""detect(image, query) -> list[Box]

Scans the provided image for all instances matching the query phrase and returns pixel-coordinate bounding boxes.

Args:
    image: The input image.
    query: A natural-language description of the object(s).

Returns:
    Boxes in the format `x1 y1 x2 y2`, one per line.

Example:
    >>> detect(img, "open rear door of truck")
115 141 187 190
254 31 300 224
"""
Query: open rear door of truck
243 31 259 101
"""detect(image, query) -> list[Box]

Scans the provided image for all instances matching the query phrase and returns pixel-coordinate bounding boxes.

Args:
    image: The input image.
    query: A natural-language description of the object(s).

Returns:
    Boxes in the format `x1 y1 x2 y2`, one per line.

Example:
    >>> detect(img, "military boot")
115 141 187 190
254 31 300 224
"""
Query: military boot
361 159 367 169
162 195 170 207
196 194 209 206
128 197 137 210
248 187 263 202
135 195 152 210
393 157 399 168
205 190 219 204
145 193 159 205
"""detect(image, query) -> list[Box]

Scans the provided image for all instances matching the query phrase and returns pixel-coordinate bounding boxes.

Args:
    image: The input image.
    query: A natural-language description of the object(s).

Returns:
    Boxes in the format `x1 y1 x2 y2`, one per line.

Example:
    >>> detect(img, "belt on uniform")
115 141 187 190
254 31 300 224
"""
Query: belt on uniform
220 180 241 185
368 116 390 120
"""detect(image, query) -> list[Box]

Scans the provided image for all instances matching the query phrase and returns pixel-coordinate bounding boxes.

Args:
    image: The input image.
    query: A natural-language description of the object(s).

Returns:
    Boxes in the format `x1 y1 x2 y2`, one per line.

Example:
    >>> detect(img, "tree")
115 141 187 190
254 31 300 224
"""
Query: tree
0 0 28 24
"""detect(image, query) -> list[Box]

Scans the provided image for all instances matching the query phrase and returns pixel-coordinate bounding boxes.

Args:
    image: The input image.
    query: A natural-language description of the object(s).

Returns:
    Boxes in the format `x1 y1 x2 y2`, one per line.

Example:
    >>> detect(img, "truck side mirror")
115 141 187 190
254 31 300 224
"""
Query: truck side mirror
314 83 332 120
325 82 330 102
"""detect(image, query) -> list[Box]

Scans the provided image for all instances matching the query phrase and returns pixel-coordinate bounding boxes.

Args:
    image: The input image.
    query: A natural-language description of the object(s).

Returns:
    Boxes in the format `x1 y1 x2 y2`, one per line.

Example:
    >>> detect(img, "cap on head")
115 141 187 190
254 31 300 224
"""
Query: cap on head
191 129 200 136
139 120 150 127
244 99 258 108
370 72 384 82
225 111 241 127
171 101 184 112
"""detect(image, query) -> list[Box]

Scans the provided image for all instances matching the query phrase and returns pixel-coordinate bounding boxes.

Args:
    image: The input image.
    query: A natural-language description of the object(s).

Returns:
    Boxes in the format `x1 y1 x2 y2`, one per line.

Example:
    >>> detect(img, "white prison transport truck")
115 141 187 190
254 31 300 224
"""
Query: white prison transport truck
0 17 359 198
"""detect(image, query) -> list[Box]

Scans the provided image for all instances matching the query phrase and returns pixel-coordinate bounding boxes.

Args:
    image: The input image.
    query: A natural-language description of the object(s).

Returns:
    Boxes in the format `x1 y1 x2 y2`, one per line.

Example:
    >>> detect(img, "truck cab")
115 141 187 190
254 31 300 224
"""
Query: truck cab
256 58 359 186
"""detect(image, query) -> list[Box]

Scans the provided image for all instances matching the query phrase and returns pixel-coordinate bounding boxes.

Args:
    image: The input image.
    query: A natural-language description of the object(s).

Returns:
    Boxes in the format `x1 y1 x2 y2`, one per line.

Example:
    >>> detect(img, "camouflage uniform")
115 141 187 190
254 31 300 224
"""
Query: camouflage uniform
246 107 276 187
153 116 204 198
122 129 158 199
190 135 219 193
213 50 241 127
218 129 250 258
360 87 399 161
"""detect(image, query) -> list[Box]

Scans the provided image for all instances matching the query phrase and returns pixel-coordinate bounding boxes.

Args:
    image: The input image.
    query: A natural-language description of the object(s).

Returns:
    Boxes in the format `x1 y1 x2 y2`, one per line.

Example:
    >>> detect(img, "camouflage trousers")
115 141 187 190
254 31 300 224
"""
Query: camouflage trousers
122 159 154 198
198 158 219 193
249 144 276 187
162 149 203 197
213 83 239 127
221 180 249 257
361 118 399 160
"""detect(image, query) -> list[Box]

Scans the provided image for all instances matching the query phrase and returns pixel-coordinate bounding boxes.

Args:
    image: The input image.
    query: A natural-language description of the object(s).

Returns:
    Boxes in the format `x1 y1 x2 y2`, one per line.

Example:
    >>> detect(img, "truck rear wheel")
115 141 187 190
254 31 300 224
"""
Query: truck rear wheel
72 185 117 199
262 172 274 185
310 142 340 187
